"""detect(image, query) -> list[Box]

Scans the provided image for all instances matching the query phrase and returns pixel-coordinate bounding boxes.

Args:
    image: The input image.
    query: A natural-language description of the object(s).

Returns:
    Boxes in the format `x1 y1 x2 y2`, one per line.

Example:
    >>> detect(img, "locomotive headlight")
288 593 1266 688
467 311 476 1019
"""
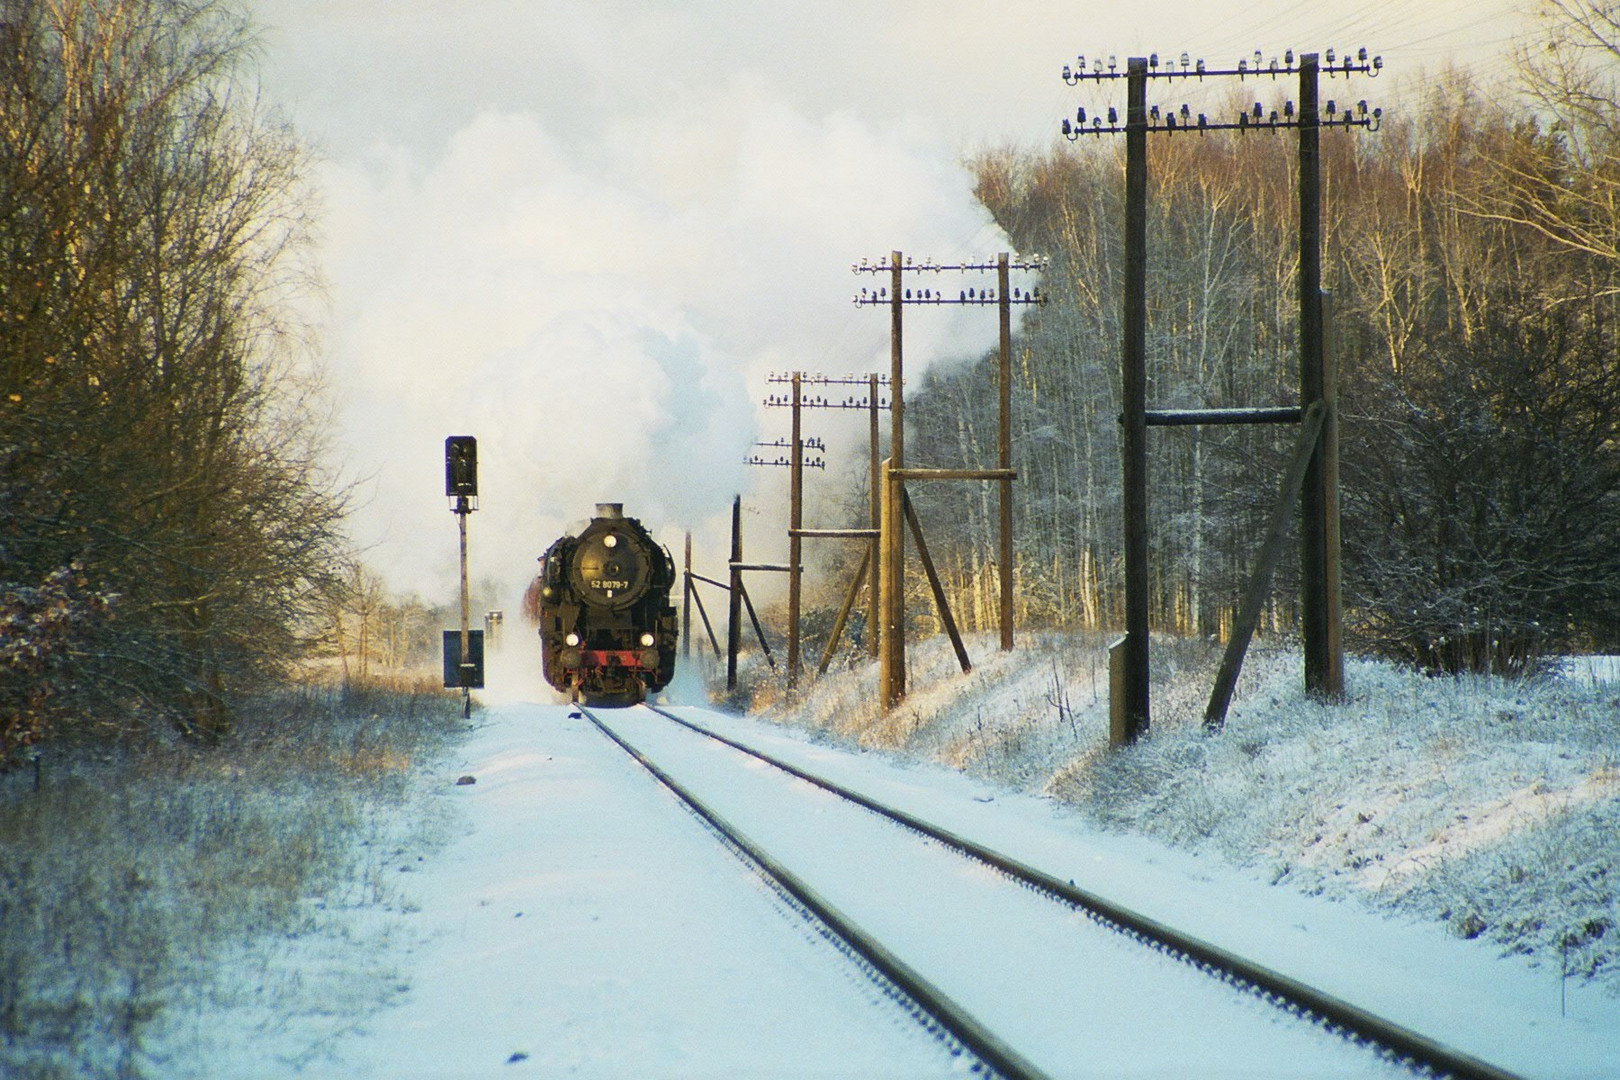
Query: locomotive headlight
603 534 618 548
565 632 580 647
639 632 656 647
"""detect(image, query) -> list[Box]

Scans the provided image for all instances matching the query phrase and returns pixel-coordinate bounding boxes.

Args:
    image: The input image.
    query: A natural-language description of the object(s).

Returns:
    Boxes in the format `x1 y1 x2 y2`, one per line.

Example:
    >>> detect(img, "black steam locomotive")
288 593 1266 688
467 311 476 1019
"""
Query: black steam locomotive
525 504 677 705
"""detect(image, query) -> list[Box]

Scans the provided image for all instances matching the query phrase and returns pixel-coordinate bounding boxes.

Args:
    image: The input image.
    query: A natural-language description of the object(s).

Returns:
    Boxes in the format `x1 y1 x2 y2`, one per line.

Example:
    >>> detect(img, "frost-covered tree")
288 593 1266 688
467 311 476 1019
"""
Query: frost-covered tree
902 68 1620 674
0 0 345 748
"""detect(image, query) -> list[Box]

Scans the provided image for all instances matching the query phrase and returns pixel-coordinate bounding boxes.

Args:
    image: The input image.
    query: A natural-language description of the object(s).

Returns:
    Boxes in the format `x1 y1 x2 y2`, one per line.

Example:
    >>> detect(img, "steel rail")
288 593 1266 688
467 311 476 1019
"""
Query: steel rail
645 704 1526 1080
581 706 1053 1080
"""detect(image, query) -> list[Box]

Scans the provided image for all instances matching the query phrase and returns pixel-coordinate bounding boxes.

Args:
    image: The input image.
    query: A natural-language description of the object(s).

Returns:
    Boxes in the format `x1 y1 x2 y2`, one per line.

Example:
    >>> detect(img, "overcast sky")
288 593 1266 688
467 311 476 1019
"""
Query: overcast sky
246 0 1532 605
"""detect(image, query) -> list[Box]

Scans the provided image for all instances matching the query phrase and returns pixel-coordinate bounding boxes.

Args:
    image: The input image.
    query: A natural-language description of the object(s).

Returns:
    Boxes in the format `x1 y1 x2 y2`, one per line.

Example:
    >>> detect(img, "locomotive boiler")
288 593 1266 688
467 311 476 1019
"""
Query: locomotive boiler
525 503 677 705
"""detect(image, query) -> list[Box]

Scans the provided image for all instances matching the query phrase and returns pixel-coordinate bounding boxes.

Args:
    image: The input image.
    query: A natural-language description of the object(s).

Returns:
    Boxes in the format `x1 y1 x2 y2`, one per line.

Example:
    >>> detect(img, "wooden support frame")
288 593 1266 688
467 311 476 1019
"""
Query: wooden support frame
818 545 871 676
849 249 1038 709
682 567 724 660
772 370 888 682
902 489 971 674
879 463 1018 711
723 495 783 691
1204 402 1327 730
1106 55 1345 744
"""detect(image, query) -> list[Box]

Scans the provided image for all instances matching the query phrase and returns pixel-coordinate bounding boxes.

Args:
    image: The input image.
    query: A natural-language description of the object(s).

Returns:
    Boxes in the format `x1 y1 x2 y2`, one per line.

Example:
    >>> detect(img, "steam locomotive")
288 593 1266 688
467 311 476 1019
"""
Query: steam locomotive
524 503 678 705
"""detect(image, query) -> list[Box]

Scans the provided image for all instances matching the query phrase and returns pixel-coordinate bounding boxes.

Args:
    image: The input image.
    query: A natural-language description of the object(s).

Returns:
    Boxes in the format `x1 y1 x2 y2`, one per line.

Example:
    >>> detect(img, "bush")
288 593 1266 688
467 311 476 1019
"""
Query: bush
0 679 461 1079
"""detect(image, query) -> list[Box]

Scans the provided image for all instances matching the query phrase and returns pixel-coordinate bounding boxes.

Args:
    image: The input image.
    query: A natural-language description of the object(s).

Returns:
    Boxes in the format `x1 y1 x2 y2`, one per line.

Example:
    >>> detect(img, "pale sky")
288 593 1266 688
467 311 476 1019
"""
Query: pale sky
246 0 1533 604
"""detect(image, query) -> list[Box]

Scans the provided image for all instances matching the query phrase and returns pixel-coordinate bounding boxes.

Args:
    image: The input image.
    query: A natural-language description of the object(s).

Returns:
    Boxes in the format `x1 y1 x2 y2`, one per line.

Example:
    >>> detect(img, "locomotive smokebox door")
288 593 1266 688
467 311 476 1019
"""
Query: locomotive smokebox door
445 436 478 498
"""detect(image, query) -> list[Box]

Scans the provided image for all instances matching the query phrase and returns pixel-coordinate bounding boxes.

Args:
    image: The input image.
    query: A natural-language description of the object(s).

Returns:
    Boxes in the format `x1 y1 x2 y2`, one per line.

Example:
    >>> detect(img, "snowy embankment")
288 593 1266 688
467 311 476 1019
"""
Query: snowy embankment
113 642 1614 1078
753 636 1620 998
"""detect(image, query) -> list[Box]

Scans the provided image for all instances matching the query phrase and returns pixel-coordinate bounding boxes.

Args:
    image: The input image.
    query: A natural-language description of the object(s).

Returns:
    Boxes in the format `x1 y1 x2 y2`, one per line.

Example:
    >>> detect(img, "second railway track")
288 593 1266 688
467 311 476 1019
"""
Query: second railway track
584 702 1526 1080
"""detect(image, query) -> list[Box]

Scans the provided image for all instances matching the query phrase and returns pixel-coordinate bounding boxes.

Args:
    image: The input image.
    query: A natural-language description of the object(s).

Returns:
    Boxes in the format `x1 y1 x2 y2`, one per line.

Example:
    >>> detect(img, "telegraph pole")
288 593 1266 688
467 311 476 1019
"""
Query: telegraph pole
1062 47 1379 737
997 254 1015 652
727 495 742 690
788 373 804 683
869 372 882 655
682 532 692 660
763 373 886 676
889 251 907 702
854 252 1045 708
1121 58 1151 742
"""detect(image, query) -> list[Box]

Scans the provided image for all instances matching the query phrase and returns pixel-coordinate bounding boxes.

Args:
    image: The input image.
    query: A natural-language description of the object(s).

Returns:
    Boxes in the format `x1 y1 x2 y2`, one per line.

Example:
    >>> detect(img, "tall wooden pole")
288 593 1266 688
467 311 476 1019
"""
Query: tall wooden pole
1298 53 1342 701
880 459 902 709
682 532 692 660
1118 58 1150 742
887 251 907 704
787 372 804 686
726 495 742 691
1322 290 1345 696
997 253 1015 651
868 372 881 657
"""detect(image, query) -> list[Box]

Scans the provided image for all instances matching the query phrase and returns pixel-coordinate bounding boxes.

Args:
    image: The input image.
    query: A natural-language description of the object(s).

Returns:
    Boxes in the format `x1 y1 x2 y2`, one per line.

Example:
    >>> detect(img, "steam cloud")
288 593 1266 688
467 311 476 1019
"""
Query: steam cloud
266 0 1517 614
322 96 1007 607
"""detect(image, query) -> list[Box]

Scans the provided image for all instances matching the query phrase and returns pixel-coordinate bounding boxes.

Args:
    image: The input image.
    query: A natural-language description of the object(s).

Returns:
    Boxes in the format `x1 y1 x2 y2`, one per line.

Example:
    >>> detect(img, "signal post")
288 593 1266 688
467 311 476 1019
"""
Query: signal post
443 436 483 719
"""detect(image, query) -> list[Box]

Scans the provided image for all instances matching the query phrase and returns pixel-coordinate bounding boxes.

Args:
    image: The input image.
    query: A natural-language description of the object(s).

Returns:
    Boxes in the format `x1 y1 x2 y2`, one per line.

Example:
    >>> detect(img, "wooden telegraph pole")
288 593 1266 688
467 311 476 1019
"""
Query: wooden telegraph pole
997 254 1015 652
1120 58 1151 743
1297 54 1345 701
726 495 742 690
682 532 693 660
887 251 907 706
787 373 804 685
854 251 1044 710
868 372 882 656
1061 48 1376 738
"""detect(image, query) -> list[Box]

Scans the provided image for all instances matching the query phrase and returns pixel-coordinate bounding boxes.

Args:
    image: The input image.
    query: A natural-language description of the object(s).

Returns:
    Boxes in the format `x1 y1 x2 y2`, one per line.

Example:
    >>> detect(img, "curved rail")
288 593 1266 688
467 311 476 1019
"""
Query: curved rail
645 704 1525 1080
581 705 1053 1080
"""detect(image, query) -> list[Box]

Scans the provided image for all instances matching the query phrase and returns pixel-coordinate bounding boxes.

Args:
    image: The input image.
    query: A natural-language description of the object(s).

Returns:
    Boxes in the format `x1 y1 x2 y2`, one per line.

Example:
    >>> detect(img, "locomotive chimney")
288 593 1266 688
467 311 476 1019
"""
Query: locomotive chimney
596 502 624 519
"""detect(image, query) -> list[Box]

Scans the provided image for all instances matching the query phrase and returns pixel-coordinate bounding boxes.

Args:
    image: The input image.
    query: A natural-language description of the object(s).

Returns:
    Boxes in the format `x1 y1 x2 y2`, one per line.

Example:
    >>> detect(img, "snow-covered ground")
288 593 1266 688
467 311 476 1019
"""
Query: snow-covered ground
144 637 1618 1078
756 634 1620 1030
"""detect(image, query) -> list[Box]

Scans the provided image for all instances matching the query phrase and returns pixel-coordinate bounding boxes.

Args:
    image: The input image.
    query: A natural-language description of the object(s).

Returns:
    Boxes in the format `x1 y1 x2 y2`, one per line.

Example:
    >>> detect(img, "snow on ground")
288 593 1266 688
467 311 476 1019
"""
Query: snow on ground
755 633 1620 999
664 703 1620 1079
146 637 1618 1077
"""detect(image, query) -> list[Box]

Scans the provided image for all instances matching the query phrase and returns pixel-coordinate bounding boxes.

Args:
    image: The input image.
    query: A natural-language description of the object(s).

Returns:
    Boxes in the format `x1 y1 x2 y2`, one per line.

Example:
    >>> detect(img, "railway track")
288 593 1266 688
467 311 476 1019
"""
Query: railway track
583 701 1526 1080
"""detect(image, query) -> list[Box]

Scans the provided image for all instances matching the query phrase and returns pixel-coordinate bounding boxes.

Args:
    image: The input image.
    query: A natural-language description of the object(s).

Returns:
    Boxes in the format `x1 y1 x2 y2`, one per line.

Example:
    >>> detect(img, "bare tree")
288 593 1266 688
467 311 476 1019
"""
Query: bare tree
1 0 346 748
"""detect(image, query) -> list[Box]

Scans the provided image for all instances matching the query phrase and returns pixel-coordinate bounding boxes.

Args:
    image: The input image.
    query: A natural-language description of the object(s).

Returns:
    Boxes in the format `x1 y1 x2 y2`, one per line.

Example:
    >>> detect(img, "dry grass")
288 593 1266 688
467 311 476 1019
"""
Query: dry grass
0 676 464 1079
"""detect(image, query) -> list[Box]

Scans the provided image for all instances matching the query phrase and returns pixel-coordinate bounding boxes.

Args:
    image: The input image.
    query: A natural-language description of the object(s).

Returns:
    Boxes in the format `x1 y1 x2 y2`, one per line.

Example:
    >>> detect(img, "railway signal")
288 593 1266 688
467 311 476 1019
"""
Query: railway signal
1061 50 1378 740
444 435 482 717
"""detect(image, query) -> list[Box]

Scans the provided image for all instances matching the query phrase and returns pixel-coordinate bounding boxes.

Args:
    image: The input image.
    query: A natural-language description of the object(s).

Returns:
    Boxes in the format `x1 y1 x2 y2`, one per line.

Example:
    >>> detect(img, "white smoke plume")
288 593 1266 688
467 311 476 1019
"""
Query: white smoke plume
321 98 1007 608
254 0 1527 613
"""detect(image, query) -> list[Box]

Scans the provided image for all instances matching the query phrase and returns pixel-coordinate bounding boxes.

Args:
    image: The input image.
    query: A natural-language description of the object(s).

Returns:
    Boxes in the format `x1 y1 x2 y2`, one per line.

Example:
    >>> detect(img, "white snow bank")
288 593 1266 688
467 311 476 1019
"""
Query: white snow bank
756 636 1620 997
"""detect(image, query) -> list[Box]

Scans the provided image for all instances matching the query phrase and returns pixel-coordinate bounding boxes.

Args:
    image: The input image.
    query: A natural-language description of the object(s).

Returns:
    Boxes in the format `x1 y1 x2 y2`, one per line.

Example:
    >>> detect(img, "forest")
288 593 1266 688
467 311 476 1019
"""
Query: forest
891 3 1620 678
6 0 1620 772
0 0 383 763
